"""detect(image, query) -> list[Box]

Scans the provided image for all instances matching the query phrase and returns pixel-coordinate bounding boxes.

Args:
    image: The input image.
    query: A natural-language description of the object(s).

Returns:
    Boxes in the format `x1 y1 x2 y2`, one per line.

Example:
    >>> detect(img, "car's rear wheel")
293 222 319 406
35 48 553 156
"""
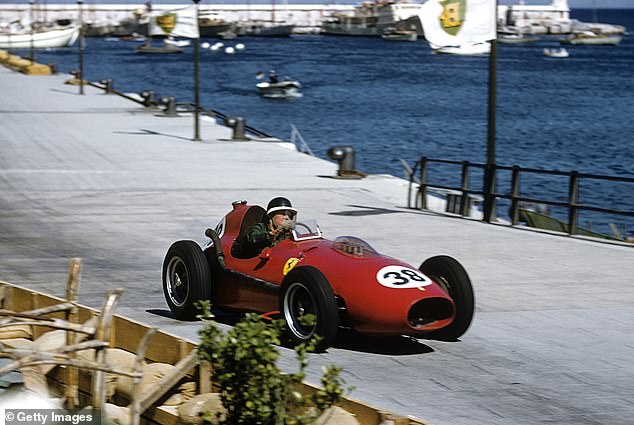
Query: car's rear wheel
419 255 474 341
280 267 339 352
162 240 211 320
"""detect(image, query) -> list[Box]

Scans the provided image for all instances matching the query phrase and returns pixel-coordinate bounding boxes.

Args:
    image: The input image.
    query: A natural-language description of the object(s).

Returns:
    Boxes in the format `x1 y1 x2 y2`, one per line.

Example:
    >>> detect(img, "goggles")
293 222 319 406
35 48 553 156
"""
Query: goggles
267 205 298 218
274 209 296 218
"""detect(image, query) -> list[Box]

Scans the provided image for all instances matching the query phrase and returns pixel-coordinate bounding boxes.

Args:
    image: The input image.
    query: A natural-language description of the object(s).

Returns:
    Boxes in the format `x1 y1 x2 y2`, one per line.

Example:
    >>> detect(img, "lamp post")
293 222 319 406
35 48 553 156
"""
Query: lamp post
29 0 35 63
193 0 201 141
77 0 85 95
483 0 498 223
483 37 497 222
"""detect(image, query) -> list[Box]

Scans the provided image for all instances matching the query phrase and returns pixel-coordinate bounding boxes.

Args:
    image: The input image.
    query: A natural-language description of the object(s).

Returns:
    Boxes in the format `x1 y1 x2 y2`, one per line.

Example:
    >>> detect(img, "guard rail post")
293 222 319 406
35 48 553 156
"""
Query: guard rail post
510 166 521 225
407 160 419 209
100 78 114 94
568 171 579 235
460 161 470 217
419 157 428 210
483 163 497 222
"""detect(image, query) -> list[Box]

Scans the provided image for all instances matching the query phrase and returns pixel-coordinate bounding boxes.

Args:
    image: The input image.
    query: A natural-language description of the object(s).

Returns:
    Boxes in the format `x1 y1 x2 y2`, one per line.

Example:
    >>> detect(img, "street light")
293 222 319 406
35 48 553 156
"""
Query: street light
29 0 34 63
193 0 201 141
483 37 497 222
483 0 499 223
77 0 85 95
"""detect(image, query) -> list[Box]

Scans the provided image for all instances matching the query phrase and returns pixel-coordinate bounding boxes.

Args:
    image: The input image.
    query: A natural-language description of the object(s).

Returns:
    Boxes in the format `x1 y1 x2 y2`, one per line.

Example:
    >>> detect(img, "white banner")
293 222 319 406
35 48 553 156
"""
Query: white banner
148 5 199 39
419 0 496 48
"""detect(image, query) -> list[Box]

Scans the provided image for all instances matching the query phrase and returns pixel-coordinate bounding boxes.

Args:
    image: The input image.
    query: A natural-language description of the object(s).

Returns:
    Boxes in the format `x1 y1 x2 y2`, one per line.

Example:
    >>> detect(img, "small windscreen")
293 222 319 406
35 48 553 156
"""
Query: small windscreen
332 236 378 258
291 219 323 241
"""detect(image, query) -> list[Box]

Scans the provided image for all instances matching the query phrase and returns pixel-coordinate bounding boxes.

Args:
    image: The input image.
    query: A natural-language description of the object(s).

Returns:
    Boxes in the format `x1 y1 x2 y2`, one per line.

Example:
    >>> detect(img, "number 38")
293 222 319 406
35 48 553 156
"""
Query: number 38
376 265 432 289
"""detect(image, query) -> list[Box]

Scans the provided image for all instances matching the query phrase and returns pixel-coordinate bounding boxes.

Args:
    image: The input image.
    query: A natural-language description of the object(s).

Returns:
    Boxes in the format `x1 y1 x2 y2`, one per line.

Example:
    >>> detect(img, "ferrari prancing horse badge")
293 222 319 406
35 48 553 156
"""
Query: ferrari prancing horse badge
283 258 300 275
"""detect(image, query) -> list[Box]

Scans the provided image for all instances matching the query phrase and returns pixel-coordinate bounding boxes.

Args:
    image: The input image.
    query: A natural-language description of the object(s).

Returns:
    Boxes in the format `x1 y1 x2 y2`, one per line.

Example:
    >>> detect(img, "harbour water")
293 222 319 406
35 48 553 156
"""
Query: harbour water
27 8 634 237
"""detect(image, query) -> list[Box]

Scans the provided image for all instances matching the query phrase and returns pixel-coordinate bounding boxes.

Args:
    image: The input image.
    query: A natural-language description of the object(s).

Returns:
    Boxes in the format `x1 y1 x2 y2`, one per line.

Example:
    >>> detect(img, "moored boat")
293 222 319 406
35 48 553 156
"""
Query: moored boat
497 33 539 44
0 24 79 49
135 40 183 54
198 13 233 38
321 0 423 37
241 21 295 37
560 30 622 45
543 47 569 58
164 36 190 48
381 26 417 41
433 42 491 56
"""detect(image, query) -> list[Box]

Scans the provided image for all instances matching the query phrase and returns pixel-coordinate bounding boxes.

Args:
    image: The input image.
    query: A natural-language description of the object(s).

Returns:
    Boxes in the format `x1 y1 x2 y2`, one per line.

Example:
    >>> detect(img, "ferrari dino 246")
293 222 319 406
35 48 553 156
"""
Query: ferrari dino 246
162 200 475 351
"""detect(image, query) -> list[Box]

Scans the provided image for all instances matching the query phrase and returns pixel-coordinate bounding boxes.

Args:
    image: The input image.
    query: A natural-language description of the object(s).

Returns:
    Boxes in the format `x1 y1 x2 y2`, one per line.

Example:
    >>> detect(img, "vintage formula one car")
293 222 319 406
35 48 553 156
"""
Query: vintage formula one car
162 200 475 351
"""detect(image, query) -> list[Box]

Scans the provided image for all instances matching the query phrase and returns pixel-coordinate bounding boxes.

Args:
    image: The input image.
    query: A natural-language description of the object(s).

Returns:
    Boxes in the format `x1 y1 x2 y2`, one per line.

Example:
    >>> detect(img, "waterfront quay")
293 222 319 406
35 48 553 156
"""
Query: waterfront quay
1 65 633 424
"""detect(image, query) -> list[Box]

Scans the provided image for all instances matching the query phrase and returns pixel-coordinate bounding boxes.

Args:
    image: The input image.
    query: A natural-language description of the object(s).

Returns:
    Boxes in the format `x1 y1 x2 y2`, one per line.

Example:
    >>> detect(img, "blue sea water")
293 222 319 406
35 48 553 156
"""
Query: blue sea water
30 9 634 236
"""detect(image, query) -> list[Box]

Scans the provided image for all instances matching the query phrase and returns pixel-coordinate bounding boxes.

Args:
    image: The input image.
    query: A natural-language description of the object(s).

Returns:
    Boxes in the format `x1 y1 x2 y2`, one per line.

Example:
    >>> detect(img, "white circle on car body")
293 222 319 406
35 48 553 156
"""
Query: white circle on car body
376 265 433 289
215 217 226 239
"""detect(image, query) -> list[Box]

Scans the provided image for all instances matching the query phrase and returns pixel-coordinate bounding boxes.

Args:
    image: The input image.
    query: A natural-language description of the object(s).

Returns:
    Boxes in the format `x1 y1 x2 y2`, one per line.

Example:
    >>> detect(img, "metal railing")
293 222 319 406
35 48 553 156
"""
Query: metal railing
407 156 634 239
88 79 272 139
290 124 314 156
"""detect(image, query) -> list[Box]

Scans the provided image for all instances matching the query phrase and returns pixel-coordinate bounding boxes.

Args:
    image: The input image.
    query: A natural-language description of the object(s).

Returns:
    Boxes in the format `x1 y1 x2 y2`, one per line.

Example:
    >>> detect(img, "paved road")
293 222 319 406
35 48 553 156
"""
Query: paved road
1 66 633 425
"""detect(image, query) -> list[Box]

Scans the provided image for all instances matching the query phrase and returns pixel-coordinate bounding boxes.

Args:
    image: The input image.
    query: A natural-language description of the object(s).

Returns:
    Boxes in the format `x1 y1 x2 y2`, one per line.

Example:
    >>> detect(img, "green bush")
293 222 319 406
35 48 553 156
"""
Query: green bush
197 301 349 425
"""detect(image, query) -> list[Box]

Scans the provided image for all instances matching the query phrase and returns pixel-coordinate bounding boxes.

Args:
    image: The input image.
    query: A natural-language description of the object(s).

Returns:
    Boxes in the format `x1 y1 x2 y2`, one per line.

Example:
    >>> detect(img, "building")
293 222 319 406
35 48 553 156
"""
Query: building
498 0 571 34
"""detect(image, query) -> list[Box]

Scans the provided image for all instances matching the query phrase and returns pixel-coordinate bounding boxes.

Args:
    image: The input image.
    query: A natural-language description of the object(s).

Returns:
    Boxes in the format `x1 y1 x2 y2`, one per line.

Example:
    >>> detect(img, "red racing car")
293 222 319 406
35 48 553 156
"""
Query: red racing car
162 200 475 351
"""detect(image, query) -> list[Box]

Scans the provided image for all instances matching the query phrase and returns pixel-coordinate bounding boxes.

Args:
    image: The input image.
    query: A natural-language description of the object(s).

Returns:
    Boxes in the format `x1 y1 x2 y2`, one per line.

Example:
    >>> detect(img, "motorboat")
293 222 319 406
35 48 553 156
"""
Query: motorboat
560 31 622 46
118 32 146 42
164 36 190 48
218 30 237 40
0 24 79 49
241 21 295 37
381 27 417 42
135 40 183 54
497 33 539 44
543 47 569 58
433 42 491 56
256 80 302 99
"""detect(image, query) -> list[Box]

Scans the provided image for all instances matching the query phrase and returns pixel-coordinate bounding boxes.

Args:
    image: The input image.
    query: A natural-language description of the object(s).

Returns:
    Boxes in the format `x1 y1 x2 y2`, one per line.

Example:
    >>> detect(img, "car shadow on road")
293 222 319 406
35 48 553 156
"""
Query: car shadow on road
147 309 434 355
332 329 434 355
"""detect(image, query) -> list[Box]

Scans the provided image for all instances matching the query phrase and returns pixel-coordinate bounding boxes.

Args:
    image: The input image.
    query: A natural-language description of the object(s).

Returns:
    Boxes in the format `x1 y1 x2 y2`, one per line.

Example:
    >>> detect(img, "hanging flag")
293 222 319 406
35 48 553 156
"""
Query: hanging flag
149 5 199 39
419 0 496 49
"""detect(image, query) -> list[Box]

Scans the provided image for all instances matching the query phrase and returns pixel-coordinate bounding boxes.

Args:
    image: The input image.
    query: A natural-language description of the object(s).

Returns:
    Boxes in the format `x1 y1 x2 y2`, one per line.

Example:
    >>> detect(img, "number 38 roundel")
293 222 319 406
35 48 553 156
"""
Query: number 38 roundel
376 265 432 289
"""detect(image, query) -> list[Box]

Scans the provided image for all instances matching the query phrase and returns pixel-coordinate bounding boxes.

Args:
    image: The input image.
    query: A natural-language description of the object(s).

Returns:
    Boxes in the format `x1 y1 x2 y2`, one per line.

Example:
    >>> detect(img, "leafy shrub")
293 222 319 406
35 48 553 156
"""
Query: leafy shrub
197 301 349 424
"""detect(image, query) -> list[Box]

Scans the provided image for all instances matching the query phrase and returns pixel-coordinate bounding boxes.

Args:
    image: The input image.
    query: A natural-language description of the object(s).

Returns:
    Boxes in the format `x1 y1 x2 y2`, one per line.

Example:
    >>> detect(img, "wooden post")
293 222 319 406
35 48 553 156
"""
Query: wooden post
65 258 81 410
199 360 212 394
91 289 123 409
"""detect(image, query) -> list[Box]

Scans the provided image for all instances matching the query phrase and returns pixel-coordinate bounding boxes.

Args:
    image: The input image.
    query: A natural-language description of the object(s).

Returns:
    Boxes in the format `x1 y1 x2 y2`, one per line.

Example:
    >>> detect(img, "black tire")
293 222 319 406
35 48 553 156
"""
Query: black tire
280 266 339 352
419 255 474 341
162 240 212 320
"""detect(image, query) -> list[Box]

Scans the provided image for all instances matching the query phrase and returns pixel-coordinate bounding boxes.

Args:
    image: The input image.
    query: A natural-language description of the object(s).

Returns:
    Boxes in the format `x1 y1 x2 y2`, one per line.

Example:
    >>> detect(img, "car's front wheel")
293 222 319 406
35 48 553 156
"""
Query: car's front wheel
280 266 339 352
419 255 474 341
162 240 212 320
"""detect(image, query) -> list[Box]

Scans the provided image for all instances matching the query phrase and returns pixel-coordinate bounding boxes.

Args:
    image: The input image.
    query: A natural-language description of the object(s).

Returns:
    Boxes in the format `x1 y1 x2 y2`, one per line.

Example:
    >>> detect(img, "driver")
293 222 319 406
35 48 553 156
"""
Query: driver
245 197 297 253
